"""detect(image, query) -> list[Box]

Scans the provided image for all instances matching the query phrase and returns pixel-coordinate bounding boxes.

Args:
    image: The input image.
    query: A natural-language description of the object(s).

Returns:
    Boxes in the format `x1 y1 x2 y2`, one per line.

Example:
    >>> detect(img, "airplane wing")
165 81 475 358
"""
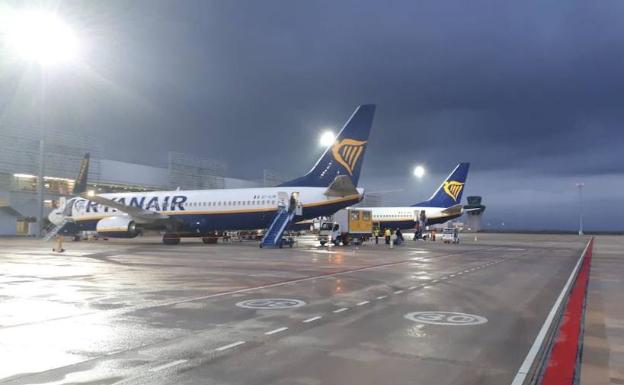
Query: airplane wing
81 193 169 223
324 175 360 197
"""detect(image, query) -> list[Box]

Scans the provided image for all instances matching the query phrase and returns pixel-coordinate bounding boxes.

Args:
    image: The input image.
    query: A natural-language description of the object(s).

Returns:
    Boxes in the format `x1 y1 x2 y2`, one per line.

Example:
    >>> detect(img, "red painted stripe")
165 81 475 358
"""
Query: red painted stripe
540 239 593 385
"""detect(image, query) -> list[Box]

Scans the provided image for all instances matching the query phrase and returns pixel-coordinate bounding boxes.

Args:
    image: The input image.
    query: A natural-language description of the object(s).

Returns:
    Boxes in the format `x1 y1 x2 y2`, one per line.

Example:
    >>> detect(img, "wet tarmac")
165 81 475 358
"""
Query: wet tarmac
0 233 589 385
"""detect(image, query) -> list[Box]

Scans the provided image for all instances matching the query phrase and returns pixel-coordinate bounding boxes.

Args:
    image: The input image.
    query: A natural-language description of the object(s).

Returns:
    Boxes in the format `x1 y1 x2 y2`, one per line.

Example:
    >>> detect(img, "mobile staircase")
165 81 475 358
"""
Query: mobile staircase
42 219 71 241
260 206 296 248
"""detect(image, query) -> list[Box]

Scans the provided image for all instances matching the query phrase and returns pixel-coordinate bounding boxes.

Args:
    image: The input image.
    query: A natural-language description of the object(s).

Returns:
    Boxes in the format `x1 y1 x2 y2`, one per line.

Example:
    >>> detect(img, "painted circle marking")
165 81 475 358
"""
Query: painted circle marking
404 311 487 326
236 298 306 310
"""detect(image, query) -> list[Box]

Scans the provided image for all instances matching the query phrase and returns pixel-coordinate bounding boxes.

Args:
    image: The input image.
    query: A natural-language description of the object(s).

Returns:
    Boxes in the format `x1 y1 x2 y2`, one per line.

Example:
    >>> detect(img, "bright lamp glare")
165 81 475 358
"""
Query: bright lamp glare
413 165 425 178
319 131 336 147
6 10 80 66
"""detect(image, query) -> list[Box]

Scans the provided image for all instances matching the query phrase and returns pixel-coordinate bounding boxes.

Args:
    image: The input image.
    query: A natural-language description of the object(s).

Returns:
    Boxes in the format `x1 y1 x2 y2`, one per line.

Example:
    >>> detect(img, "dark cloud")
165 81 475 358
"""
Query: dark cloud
1 0 622 229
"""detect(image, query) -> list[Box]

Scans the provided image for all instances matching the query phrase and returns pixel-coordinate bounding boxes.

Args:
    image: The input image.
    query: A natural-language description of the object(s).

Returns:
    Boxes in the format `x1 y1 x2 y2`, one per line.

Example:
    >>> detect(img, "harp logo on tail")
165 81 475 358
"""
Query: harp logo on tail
331 139 367 175
443 181 464 202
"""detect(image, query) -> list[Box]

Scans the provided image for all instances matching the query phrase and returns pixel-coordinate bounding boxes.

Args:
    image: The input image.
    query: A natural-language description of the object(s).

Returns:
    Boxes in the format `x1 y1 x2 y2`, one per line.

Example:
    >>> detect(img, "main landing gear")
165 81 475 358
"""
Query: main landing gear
202 236 218 244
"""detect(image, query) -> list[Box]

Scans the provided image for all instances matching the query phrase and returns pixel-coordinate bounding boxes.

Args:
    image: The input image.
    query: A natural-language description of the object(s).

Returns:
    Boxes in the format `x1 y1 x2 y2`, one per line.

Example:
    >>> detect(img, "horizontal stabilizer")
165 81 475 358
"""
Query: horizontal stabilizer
440 204 464 216
81 193 168 223
324 175 359 197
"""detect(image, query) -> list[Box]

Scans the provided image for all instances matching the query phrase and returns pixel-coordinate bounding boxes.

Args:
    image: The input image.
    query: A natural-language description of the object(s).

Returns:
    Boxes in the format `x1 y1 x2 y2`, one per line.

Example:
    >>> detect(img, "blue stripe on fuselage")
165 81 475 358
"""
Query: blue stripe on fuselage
73 196 360 234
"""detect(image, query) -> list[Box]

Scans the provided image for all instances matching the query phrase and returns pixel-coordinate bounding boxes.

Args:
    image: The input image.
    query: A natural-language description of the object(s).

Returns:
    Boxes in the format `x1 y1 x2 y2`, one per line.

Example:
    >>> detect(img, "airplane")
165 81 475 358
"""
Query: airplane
358 162 471 230
48 104 376 244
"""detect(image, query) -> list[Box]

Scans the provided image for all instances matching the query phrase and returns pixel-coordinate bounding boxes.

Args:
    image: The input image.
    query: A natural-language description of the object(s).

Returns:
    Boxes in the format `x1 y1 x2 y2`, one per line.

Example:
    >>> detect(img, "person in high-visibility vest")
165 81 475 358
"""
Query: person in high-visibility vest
384 228 391 245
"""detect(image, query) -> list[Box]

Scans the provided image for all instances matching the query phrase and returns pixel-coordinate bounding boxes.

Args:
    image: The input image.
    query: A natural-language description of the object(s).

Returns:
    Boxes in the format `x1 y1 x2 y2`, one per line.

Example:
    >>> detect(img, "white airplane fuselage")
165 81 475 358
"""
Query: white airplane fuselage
360 206 463 230
51 187 363 235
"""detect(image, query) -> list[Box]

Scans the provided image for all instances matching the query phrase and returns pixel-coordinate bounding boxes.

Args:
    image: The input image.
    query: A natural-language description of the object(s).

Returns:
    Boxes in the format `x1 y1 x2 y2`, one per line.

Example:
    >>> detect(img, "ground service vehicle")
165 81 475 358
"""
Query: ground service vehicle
442 227 460 243
318 208 372 246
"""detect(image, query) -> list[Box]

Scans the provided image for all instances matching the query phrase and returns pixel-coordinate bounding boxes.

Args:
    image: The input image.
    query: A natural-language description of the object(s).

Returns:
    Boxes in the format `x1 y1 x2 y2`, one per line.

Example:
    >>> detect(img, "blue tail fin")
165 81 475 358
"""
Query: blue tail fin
279 104 376 187
413 163 470 208
72 153 90 195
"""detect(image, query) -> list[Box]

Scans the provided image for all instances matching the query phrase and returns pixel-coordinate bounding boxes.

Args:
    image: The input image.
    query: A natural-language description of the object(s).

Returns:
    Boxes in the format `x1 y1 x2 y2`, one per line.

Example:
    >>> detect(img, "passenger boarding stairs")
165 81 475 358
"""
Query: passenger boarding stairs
43 219 70 241
260 206 296 248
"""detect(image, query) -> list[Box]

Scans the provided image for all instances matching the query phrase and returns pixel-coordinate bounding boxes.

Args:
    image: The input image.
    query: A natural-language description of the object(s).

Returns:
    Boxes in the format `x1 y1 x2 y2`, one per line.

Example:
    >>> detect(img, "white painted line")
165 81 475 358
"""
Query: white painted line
394 290 404 294
450 275 455 278
356 300 370 306
303 316 322 323
265 326 288 335
510 239 591 385
215 341 246 352
432 280 440 283
333 307 348 313
150 359 187 372
376 295 387 300
457 272 463 275
409 286 417 290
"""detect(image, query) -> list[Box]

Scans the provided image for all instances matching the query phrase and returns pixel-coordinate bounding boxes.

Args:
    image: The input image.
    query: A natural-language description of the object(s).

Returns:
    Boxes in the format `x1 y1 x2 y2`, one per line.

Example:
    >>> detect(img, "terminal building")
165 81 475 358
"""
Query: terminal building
0 129 272 235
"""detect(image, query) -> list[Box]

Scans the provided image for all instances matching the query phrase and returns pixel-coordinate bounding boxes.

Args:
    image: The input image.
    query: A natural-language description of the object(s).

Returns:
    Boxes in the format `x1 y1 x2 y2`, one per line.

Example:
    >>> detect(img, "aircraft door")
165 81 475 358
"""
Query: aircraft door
419 210 427 227
277 192 289 208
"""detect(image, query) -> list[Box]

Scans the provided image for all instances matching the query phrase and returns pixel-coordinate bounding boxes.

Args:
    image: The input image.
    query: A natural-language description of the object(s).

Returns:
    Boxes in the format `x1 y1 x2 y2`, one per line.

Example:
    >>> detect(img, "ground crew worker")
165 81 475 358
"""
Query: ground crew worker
384 228 391 244
53 235 65 253
396 228 404 244
374 229 379 244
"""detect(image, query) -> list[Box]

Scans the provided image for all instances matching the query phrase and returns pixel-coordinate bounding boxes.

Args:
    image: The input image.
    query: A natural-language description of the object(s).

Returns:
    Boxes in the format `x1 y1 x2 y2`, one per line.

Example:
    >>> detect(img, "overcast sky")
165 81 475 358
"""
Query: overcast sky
1 0 622 231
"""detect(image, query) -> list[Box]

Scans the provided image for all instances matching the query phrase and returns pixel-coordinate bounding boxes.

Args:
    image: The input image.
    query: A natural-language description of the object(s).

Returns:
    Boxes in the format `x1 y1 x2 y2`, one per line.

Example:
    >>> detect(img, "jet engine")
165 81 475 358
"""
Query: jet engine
96 216 139 238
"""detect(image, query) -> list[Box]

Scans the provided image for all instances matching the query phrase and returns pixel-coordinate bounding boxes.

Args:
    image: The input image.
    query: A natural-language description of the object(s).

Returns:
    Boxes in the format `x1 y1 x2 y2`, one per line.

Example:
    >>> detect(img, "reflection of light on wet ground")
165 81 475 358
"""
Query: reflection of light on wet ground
335 279 343 293
327 254 344 265
300 249 343 254
0 299 84 325
0 317 118 379
408 250 429 255
406 324 427 338
411 271 431 280
0 277 95 325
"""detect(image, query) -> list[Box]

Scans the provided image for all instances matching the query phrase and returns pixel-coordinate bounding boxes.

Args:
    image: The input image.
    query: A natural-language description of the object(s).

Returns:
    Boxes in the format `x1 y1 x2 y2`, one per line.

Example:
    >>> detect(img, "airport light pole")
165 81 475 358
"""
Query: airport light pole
6 9 81 236
413 165 425 201
576 182 584 236
319 130 336 147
